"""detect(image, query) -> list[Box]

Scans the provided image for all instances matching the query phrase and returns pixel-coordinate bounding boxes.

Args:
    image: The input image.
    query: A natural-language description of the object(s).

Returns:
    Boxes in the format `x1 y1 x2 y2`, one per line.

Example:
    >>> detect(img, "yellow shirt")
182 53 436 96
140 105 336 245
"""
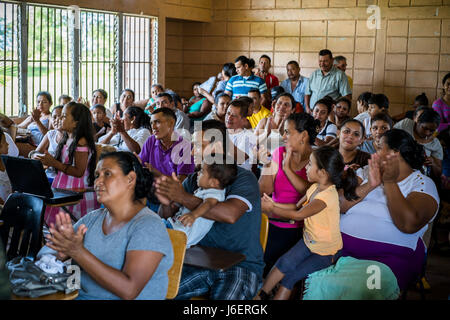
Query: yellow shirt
347 75 353 90
247 106 272 129
303 183 342 256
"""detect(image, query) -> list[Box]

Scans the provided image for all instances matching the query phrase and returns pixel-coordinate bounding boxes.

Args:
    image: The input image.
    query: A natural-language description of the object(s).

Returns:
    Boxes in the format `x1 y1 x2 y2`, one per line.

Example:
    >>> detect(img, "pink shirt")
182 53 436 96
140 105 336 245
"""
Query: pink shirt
271 146 308 229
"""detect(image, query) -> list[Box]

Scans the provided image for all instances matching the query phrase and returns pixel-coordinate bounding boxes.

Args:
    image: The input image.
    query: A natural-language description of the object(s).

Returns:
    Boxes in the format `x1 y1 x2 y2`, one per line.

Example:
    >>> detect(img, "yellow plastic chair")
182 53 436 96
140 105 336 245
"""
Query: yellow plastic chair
166 229 187 299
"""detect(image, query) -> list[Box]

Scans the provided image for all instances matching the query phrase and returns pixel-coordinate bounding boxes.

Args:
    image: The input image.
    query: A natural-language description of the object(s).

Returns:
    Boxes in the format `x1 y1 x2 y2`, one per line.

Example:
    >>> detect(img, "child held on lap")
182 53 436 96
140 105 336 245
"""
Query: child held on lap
257 146 359 300
165 158 238 248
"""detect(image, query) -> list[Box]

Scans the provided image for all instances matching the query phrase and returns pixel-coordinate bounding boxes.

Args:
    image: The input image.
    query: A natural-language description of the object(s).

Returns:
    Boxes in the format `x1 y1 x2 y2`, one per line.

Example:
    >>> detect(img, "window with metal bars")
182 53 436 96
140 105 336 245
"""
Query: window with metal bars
0 1 157 116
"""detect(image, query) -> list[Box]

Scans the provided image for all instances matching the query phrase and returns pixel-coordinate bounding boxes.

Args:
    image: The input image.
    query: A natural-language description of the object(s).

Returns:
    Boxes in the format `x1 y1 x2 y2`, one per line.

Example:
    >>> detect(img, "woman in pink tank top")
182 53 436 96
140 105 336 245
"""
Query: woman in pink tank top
259 113 320 275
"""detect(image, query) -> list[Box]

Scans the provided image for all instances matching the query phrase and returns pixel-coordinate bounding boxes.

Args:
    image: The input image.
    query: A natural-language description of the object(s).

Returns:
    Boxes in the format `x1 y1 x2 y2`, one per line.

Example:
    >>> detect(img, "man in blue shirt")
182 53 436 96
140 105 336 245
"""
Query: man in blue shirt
155 120 264 300
225 55 270 107
280 60 309 112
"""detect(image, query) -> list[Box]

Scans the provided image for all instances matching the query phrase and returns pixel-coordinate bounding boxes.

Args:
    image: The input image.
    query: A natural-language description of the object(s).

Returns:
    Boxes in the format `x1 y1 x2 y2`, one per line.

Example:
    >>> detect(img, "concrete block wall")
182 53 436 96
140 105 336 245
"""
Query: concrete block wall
165 0 450 115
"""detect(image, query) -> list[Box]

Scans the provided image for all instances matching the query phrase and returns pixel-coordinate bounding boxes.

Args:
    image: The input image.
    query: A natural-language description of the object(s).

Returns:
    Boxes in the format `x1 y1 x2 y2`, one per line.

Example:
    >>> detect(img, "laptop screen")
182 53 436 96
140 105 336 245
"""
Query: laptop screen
1 155 54 198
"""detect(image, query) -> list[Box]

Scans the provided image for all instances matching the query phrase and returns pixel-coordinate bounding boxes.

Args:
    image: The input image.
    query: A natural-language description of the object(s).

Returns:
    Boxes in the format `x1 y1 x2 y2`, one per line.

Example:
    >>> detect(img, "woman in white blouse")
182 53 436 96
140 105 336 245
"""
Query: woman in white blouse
99 106 151 154
339 129 439 291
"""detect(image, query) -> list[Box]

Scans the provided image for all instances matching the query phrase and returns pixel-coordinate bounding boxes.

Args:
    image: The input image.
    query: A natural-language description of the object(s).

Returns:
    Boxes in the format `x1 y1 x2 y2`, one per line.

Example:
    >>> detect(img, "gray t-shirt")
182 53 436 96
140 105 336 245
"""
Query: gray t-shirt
75 207 173 300
394 118 443 160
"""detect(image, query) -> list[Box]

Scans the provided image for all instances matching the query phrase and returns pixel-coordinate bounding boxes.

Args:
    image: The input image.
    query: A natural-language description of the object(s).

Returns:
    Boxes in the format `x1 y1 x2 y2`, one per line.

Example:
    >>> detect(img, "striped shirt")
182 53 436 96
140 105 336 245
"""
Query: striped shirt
225 75 267 99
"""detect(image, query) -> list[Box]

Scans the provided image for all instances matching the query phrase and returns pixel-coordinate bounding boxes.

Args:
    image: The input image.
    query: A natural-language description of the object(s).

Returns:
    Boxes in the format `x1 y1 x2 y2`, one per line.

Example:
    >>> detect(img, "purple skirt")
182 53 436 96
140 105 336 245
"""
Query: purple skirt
341 233 426 291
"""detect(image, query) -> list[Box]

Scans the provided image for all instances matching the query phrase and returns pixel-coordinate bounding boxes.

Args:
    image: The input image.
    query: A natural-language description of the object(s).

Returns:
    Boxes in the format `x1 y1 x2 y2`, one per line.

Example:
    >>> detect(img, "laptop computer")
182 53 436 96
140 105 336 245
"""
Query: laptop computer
1 155 84 205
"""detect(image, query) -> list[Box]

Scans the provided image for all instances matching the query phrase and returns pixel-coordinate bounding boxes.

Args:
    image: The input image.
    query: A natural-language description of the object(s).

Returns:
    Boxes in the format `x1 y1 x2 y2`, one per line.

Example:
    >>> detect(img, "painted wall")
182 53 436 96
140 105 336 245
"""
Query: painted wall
166 0 450 115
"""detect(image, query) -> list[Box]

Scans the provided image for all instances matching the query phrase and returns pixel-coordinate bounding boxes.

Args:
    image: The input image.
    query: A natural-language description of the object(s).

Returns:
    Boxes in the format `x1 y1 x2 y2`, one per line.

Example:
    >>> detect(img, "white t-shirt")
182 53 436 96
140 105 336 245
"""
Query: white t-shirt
99 128 151 152
228 129 257 171
168 187 226 248
316 120 337 141
340 170 440 250
362 117 372 138
394 118 443 160
354 111 371 124
5 132 18 157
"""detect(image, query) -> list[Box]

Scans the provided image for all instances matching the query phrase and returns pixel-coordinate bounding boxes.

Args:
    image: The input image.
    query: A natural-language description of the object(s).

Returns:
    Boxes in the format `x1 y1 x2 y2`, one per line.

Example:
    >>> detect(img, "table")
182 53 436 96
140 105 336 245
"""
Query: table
184 245 246 272
43 188 94 223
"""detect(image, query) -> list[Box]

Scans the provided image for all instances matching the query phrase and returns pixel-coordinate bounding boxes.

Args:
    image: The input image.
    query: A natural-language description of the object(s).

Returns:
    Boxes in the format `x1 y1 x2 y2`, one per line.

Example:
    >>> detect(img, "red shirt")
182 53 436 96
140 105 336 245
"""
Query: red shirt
264 73 279 90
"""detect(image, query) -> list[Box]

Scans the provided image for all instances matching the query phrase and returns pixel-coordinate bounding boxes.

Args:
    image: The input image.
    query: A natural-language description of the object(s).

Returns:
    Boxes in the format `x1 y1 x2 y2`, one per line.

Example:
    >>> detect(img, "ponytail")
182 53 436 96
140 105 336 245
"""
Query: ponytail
313 146 360 201
336 167 359 201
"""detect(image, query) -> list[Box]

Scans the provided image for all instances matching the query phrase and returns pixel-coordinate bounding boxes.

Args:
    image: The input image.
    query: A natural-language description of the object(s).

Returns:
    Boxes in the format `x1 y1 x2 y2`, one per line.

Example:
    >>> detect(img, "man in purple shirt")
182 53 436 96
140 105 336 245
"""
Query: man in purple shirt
139 107 195 182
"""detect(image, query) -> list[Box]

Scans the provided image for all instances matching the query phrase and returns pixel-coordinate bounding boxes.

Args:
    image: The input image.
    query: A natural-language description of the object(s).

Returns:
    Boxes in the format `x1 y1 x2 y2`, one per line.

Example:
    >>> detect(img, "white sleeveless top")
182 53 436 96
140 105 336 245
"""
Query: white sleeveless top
340 170 439 250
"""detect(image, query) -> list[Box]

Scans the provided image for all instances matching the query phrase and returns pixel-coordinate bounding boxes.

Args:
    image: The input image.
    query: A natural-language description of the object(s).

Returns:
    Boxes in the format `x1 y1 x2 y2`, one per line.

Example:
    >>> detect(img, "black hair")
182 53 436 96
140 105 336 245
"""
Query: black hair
340 118 365 136
93 89 108 101
371 113 393 129
248 58 256 69
228 99 250 118
151 84 164 91
333 55 347 63
222 63 237 78
336 97 352 111
322 95 336 105
235 55 249 66
274 92 296 110
357 91 372 110
214 92 231 106
198 119 229 149
287 60 299 68
313 145 359 201
121 88 135 101
157 92 173 103
205 154 238 189
286 113 320 145
413 105 430 119
442 72 450 86
0 128 5 145
99 151 156 202
368 93 389 110
319 49 333 59
259 54 271 63
151 107 177 123
271 86 285 100
314 98 333 114
125 106 151 130
192 82 202 90
416 107 441 126
90 104 106 114
235 55 255 69
37 91 53 105
54 102 97 186
58 94 72 102
382 129 425 170
52 105 64 113
248 88 261 96
415 93 429 107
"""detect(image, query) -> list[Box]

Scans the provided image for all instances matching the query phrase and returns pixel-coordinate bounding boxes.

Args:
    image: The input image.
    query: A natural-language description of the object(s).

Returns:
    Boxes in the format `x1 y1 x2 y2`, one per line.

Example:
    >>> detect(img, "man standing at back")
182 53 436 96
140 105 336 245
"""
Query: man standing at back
280 60 309 112
334 55 353 90
304 49 352 114
225 55 270 108
254 55 279 92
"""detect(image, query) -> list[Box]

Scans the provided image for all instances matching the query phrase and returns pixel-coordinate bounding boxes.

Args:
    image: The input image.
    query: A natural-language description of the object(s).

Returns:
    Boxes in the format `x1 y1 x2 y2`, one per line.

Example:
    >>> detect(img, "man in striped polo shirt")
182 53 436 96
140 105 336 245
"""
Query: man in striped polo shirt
225 55 270 108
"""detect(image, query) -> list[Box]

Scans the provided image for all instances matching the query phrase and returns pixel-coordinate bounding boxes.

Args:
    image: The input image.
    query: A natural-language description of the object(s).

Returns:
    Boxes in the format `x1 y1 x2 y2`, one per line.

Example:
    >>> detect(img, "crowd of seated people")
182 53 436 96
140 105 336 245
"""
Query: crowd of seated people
0 47 449 301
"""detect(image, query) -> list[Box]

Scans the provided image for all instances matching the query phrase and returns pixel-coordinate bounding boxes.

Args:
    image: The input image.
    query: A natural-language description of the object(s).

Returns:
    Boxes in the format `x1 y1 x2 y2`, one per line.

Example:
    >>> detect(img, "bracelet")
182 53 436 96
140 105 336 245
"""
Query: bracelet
28 150 37 158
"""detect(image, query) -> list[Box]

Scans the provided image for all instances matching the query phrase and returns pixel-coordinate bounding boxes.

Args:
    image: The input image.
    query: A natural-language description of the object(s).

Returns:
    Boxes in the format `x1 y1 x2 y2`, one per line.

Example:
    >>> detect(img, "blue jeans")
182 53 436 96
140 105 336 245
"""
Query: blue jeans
275 238 341 290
